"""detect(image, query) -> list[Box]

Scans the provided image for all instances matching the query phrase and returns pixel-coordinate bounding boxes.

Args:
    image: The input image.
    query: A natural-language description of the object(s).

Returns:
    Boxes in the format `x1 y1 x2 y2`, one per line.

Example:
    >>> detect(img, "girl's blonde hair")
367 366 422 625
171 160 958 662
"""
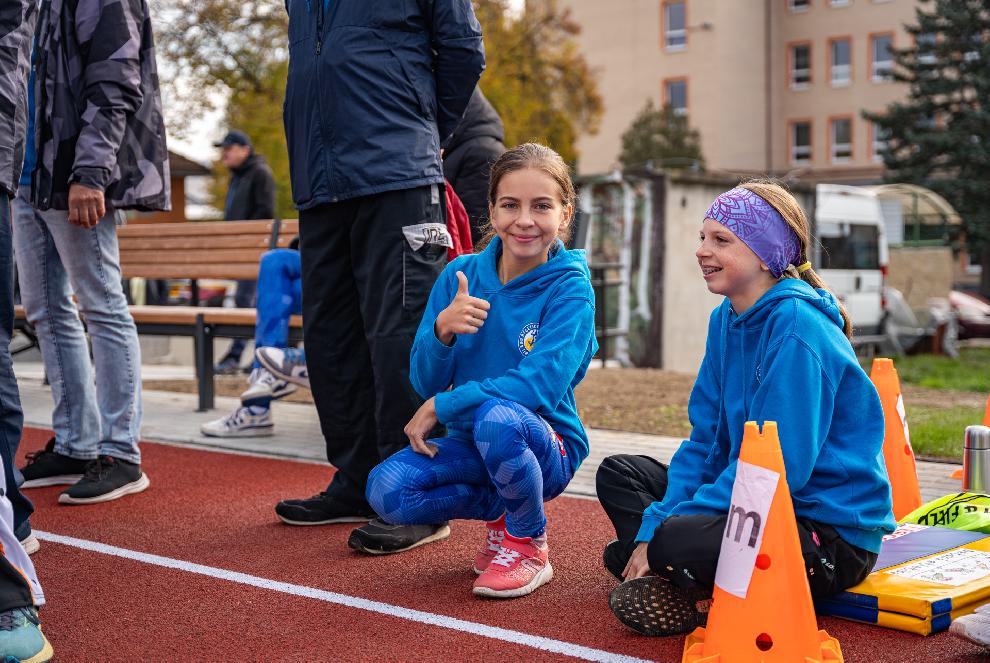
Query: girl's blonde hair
477 143 575 249
737 179 853 339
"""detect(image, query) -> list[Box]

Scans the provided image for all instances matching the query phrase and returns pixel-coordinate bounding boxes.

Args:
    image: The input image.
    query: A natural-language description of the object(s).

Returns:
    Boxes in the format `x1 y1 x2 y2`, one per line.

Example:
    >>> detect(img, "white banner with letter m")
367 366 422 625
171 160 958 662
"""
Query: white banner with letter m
713 460 780 599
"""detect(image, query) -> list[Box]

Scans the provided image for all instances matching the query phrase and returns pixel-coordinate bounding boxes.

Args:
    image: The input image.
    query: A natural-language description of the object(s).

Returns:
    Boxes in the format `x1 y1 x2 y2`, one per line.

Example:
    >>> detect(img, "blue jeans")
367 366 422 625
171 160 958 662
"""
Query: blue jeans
366 398 573 538
254 249 302 361
0 195 31 538
11 189 142 464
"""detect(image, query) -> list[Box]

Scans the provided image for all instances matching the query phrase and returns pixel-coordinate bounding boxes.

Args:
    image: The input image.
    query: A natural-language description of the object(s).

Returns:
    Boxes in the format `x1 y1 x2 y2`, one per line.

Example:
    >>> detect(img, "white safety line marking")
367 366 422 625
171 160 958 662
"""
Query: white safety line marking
35 531 653 663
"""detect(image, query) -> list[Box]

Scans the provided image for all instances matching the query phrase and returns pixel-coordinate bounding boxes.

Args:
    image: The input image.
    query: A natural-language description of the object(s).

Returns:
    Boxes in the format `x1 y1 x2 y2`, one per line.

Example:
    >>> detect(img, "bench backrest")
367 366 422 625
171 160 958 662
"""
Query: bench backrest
117 219 299 280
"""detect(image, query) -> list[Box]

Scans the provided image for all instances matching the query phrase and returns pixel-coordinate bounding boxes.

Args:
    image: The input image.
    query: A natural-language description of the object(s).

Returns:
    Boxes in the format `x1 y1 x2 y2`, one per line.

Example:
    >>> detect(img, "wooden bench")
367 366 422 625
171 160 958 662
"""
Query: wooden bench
15 219 302 411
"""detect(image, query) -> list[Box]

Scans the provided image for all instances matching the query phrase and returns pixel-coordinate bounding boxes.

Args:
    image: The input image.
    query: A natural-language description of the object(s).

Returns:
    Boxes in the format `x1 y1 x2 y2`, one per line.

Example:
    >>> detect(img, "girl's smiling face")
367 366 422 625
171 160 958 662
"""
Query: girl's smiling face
697 218 777 313
489 167 572 277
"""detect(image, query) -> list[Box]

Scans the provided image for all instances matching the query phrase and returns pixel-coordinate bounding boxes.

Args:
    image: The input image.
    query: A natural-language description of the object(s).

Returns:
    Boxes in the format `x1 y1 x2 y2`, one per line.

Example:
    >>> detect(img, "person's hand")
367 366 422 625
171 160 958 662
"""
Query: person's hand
404 397 439 458
622 542 652 580
67 183 105 228
434 271 490 345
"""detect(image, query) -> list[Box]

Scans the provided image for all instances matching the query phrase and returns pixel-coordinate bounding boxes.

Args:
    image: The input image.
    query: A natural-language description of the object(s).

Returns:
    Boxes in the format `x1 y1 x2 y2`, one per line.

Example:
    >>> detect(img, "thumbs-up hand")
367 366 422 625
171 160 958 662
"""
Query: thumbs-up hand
435 270 490 345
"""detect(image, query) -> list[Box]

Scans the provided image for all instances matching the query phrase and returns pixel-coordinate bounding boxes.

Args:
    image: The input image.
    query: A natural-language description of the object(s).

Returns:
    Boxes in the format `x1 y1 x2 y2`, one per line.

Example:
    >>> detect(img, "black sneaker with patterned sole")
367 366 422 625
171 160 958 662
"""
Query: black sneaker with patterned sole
58 456 150 505
19 438 88 488
347 518 451 555
274 493 377 526
608 576 712 637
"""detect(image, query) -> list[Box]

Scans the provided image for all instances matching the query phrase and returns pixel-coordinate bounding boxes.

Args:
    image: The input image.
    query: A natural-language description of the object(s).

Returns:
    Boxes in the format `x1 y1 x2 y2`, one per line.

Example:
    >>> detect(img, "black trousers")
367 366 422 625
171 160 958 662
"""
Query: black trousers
595 454 876 599
299 184 446 507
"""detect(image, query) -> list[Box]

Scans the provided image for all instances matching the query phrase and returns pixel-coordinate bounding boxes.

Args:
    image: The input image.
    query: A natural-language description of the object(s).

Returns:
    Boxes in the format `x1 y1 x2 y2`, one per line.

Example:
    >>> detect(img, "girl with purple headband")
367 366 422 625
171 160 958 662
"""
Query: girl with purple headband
596 181 895 637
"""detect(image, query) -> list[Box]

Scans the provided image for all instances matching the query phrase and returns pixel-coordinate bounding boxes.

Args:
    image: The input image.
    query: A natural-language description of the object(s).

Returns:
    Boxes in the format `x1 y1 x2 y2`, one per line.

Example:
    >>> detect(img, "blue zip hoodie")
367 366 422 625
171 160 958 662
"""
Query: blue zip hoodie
411 236 598 474
637 279 896 554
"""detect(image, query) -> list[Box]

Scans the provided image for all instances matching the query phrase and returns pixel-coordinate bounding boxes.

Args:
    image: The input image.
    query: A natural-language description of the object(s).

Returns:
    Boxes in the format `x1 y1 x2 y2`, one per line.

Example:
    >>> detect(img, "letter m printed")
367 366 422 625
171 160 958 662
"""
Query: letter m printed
726 505 762 548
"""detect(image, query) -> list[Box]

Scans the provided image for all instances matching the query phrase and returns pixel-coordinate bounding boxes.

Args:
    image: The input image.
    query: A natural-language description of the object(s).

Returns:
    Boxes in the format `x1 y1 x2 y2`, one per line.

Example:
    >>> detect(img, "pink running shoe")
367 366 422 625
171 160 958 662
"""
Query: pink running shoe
472 531 552 598
473 515 506 575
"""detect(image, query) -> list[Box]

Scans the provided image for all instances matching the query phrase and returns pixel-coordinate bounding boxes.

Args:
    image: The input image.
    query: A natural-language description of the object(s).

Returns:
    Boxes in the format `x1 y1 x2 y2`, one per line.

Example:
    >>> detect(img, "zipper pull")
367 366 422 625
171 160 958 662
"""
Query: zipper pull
316 39 321 54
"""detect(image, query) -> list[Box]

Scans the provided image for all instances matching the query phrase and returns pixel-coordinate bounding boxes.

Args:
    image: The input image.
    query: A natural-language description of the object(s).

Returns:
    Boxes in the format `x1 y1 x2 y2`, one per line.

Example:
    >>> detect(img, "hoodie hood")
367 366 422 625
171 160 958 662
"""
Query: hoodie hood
474 236 592 295
731 278 844 331
442 88 505 153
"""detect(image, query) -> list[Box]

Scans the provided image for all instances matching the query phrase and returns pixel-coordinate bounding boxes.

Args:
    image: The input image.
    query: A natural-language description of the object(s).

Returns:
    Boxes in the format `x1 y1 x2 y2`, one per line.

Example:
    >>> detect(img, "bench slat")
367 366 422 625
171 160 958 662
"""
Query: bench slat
121 248 272 265
121 265 261 279
119 236 273 250
118 220 277 238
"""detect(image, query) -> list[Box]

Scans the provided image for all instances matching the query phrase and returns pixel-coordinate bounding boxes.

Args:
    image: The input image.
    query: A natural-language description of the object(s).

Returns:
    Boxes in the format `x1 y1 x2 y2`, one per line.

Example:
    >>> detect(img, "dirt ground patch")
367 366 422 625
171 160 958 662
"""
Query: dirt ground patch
144 368 984 439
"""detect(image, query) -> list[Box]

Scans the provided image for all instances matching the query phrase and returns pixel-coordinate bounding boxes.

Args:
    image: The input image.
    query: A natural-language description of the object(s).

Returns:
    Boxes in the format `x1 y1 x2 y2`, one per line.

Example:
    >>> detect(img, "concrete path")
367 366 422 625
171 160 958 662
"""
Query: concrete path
13 361 961 504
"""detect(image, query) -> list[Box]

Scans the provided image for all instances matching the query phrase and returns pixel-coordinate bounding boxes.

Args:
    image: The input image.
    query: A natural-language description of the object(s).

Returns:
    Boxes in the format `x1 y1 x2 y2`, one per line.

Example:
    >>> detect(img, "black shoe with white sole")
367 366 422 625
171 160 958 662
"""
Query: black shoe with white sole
274 492 377 526
19 438 88 488
608 576 712 637
347 519 451 555
58 456 150 505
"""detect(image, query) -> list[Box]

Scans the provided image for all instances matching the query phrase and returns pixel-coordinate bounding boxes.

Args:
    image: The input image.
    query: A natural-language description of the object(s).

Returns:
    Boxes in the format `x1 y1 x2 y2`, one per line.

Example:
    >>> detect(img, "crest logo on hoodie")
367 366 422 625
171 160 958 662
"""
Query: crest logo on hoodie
518 323 540 356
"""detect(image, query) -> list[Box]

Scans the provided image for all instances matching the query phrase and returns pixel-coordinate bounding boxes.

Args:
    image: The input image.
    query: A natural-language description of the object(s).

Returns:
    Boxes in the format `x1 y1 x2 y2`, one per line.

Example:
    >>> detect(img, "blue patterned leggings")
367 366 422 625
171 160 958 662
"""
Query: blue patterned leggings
365 398 574 538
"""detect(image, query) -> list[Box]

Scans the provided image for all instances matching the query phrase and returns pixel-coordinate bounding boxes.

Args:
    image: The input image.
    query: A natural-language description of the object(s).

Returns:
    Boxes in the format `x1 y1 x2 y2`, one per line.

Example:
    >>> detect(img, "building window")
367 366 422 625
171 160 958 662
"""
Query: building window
917 32 936 65
831 117 853 162
790 120 812 164
788 0 811 11
872 121 891 163
663 1 687 51
871 33 894 81
790 43 812 89
830 38 851 86
830 0 850 6
664 78 688 116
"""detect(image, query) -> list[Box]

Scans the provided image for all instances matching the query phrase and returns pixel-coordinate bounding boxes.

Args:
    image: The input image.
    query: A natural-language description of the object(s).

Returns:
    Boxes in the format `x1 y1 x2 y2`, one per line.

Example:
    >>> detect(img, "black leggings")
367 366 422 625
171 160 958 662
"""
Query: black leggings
595 454 877 598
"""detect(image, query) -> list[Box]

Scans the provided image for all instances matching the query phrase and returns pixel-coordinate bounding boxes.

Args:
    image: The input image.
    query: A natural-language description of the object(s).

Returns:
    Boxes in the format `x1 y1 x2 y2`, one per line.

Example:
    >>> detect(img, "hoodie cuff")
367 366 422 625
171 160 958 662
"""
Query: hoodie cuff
635 514 664 544
434 390 456 425
71 167 110 192
428 323 456 357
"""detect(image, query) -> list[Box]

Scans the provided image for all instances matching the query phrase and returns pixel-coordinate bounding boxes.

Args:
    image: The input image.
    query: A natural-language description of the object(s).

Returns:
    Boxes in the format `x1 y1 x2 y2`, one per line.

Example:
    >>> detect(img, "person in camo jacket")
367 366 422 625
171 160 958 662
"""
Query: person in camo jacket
15 0 170 506
0 2 54 660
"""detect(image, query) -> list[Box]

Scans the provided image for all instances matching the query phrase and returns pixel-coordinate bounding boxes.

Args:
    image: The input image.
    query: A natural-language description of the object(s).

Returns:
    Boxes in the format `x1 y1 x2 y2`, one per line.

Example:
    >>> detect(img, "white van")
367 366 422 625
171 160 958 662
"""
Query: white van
813 184 889 339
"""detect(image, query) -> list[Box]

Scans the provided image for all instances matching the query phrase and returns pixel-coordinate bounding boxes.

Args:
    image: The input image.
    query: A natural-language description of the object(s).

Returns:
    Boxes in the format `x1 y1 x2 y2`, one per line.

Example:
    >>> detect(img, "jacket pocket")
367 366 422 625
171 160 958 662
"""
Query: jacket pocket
402 191 448 320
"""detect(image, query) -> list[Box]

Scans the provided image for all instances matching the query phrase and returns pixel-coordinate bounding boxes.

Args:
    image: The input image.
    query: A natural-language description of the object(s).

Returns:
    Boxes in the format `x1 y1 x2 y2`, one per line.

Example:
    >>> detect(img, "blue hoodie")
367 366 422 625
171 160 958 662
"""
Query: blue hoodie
411 236 598 474
637 279 896 553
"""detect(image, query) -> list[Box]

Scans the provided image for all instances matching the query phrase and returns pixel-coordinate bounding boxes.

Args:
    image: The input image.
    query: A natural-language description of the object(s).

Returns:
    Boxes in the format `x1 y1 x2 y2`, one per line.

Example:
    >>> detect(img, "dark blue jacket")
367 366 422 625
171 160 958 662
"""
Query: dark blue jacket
283 0 485 209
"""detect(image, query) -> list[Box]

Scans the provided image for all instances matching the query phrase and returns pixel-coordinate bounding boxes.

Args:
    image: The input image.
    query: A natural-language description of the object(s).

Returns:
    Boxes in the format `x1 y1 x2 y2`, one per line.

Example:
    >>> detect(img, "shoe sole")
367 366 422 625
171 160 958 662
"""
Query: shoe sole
20 534 40 555
277 514 374 526
241 384 298 402
58 472 151 505
200 425 275 438
256 352 311 390
21 636 54 663
472 562 554 599
607 576 709 636
21 474 85 488
348 523 452 555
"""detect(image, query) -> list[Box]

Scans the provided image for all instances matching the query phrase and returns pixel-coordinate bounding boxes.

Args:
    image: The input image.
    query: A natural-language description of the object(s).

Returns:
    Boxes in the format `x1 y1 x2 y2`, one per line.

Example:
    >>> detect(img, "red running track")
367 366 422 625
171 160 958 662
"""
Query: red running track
16 427 990 662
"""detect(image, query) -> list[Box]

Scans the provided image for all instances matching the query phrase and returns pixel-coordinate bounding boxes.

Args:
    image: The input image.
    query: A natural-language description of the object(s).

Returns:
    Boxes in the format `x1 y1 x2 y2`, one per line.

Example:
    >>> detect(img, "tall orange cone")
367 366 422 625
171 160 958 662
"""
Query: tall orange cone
870 358 922 520
682 421 842 663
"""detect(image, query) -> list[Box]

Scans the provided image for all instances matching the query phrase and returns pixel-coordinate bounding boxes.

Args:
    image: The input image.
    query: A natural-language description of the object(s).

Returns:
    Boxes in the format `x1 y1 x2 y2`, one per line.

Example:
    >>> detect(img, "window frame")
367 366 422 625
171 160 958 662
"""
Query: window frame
789 118 814 165
788 0 811 12
829 116 854 163
869 32 895 82
788 41 813 90
871 120 891 163
828 36 853 87
662 77 689 117
662 0 688 52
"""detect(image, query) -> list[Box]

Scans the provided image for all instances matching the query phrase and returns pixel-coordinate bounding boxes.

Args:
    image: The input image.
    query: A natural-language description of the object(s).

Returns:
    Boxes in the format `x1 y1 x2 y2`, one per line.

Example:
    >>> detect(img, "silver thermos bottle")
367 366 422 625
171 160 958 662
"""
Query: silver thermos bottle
963 425 990 493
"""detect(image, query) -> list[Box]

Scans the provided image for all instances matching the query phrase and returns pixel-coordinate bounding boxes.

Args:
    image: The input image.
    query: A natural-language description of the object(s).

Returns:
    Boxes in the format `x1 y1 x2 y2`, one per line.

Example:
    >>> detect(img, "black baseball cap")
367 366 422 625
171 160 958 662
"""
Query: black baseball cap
213 130 251 148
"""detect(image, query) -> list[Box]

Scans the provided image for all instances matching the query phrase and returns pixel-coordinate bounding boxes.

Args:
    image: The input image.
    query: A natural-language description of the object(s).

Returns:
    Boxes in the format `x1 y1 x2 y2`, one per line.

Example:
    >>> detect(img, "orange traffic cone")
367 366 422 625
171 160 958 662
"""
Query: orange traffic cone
870 358 922 520
682 421 842 663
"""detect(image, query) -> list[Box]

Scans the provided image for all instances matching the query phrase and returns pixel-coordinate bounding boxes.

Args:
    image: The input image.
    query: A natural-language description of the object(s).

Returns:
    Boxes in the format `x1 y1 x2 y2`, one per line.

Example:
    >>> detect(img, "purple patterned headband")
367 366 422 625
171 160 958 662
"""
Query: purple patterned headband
704 187 801 278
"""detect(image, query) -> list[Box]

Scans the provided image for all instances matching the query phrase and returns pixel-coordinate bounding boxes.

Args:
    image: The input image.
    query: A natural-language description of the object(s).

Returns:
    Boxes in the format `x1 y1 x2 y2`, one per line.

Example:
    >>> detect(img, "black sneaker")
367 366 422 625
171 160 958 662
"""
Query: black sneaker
274 492 376 526
214 355 241 375
347 518 451 555
20 438 88 488
58 456 150 505
608 576 712 637
603 539 626 581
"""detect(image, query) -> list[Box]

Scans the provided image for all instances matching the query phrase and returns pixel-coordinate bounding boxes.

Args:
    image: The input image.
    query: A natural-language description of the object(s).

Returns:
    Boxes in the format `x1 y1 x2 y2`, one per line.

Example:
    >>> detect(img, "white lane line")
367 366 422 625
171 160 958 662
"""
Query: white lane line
35 531 654 663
